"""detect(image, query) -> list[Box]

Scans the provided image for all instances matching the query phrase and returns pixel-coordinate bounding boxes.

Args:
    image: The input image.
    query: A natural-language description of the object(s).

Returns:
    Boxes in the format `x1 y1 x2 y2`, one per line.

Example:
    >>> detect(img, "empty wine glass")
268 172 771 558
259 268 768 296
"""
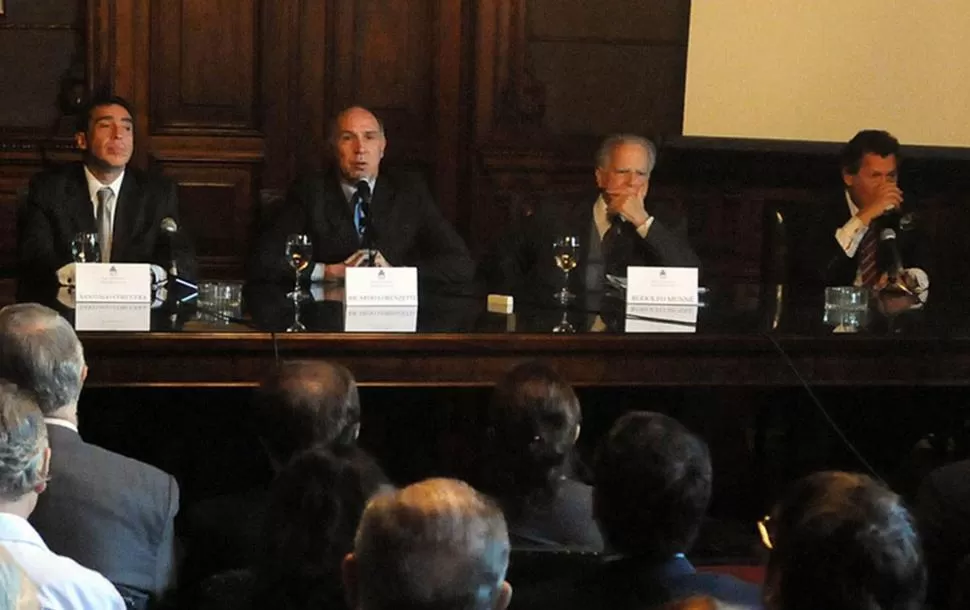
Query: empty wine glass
552 236 579 303
286 299 307 333
285 234 313 301
71 232 100 263
552 310 575 333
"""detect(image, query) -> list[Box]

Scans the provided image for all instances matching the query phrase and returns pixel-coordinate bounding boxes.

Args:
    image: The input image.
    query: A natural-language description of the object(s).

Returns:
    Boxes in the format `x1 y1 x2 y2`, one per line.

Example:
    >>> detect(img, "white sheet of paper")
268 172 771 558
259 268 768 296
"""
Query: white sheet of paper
624 303 699 334
343 305 418 333
345 267 418 306
75 263 152 303
75 302 151 331
626 267 699 306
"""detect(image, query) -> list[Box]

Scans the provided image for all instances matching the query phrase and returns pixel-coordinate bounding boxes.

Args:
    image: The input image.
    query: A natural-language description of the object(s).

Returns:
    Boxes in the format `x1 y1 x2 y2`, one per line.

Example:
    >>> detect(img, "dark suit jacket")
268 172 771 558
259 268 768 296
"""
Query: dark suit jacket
491 191 700 294
513 554 762 610
249 168 475 286
29 423 180 600
916 459 970 608
18 162 198 287
786 192 930 287
509 478 604 551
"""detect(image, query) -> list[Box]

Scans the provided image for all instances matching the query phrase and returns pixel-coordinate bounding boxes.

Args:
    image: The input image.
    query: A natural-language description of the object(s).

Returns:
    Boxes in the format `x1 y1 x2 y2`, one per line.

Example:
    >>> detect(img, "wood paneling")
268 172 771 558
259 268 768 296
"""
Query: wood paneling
151 0 258 131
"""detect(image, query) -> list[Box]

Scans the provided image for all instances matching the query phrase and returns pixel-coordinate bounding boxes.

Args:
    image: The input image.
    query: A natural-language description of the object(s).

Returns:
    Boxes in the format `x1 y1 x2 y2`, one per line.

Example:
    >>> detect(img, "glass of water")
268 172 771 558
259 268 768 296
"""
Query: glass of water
71 232 100 263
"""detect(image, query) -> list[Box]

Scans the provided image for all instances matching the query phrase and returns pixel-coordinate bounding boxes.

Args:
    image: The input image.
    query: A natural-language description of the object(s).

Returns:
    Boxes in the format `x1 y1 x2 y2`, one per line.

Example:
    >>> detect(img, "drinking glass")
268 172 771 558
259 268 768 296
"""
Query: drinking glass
552 236 579 303
286 299 307 333
71 232 100 263
285 234 313 301
552 310 576 333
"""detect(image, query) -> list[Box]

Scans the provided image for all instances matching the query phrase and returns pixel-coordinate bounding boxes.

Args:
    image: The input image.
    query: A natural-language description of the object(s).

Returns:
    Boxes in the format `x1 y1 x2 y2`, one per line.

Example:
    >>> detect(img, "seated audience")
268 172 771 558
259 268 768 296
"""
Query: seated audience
763 471 924 610
0 303 178 609
912 460 970 607
476 361 602 550
343 478 512 610
194 447 386 610
180 360 388 585
0 381 125 609
515 411 761 610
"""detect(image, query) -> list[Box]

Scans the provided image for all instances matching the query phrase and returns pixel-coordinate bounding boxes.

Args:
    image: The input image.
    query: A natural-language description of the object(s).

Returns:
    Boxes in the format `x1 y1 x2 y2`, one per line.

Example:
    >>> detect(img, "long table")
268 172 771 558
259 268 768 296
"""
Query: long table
66 282 970 388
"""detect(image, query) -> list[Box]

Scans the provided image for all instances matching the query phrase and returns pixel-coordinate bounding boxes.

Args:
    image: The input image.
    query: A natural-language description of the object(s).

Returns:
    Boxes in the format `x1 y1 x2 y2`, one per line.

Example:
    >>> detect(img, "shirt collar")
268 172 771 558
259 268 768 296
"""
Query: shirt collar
0 513 49 550
341 176 378 204
43 417 79 433
593 194 611 238
845 189 859 217
84 165 125 204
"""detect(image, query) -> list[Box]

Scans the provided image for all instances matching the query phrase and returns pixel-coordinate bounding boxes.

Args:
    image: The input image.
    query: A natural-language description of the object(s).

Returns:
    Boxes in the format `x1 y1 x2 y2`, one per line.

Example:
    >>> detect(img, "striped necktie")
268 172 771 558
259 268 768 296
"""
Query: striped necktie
96 187 114 262
858 228 879 286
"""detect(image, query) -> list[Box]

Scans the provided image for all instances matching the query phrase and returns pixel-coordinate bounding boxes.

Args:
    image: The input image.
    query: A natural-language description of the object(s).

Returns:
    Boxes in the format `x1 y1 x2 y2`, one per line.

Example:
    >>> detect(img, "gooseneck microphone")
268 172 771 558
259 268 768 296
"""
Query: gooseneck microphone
879 228 910 293
159 217 197 292
355 180 375 267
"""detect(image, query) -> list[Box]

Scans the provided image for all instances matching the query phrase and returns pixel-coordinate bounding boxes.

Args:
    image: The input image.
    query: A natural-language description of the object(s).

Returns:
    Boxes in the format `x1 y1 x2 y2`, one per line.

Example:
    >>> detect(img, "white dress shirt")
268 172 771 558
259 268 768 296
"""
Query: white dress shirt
83 166 125 239
0 513 125 610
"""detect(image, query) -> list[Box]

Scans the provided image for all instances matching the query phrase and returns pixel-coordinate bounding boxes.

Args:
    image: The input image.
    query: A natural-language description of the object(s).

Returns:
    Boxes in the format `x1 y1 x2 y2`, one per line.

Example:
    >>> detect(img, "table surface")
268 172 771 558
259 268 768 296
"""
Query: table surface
25 280 968 388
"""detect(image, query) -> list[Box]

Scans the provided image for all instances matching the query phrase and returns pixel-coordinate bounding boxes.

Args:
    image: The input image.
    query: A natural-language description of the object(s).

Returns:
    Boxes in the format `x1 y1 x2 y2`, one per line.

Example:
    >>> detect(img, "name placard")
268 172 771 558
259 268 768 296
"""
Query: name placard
75 302 151 332
75 263 152 303
344 306 418 333
345 267 418 306
626 267 699 306
624 303 698 334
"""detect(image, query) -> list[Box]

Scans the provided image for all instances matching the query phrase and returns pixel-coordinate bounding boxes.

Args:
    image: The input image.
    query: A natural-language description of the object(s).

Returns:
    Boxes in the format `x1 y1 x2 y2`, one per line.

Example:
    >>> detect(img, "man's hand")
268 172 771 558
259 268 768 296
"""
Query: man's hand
323 263 347 281
345 249 391 268
857 182 903 226
605 183 650 228
56 263 76 286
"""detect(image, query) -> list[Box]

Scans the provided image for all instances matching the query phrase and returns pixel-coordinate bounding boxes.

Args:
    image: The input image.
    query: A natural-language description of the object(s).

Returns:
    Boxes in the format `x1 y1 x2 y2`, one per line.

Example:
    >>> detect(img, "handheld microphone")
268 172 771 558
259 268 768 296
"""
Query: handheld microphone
355 180 375 267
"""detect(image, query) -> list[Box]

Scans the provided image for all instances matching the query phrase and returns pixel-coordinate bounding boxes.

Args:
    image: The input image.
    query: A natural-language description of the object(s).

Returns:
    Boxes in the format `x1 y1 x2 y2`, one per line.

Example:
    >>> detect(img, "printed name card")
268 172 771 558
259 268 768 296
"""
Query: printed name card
626 267 699 305
75 263 152 303
75 302 151 332
345 267 418 306
344 306 418 333
624 303 698 334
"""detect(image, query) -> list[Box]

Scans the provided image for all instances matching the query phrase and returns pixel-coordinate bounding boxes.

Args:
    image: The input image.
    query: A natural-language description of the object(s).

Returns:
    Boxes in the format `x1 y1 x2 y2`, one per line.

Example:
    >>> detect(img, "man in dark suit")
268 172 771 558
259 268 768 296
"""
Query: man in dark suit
514 411 761 610
18 93 196 290
0 303 179 609
915 460 970 607
788 130 929 295
250 106 474 287
493 134 699 296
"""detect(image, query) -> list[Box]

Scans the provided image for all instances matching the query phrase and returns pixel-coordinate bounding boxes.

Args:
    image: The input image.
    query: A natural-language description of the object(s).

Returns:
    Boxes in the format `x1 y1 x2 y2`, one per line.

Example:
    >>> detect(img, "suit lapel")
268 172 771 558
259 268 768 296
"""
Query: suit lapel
67 164 97 233
369 174 394 246
111 170 142 261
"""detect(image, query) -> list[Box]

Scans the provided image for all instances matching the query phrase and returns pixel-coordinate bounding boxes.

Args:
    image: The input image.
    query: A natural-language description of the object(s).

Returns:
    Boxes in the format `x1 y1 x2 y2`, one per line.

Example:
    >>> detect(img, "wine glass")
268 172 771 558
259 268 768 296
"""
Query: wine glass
285 234 313 301
286 299 306 333
71 232 100 263
552 310 576 333
552 236 579 303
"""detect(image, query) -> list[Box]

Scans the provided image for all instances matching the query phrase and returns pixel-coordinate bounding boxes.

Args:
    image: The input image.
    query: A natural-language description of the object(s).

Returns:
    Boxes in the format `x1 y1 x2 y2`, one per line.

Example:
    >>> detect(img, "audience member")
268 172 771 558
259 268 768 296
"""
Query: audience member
763 471 924 610
911 462 969 608
180 360 388 585
0 302 179 609
343 477 512 610
0 381 124 609
515 411 760 610
477 361 602 550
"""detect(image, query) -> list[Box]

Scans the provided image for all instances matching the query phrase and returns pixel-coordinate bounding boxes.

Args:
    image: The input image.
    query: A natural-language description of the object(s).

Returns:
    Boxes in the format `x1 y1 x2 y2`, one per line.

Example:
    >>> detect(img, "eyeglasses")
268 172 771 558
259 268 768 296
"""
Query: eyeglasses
757 515 774 551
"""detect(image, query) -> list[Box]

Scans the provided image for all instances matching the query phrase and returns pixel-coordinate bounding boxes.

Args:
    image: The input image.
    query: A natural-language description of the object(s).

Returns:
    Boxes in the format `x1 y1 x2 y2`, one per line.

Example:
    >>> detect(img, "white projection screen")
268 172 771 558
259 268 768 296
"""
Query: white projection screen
682 1 970 148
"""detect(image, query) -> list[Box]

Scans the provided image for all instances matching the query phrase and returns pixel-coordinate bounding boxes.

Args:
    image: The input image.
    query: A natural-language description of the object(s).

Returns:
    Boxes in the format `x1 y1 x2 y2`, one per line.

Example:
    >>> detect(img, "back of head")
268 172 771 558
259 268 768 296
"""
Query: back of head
593 411 712 558
353 478 509 610
481 362 581 513
253 360 361 465
840 130 900 175
0 381 48 504
254 447 386 610
765 471 925 610
0 304 85 416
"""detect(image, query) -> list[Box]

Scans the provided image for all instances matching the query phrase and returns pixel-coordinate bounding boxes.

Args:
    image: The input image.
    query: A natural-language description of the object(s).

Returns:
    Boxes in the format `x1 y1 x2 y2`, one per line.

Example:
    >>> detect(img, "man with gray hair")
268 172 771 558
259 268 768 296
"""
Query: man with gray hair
0 381 124 609
493 133 699 295
342 478 513 610
0 303 179 609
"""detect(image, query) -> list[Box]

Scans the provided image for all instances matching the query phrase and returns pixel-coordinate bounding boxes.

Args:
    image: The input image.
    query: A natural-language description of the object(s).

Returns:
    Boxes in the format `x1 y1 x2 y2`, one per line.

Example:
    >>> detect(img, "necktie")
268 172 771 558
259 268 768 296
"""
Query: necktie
352 190 366 242
96 187 114 262
601 216 633 278
858 228 880 287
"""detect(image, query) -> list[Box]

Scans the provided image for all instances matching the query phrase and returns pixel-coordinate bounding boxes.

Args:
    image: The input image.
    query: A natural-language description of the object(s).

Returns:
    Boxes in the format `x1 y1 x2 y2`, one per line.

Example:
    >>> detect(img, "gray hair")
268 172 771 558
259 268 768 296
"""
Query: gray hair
0 381 49 502
595 133 658 175
354 478 509 610
0 303 85 415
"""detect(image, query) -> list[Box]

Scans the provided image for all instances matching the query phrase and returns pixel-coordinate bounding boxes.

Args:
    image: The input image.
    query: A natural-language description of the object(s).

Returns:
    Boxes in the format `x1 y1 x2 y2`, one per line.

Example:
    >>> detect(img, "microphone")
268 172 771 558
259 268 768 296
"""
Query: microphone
159 217 197 291
355 180 375 267
879 228 908 292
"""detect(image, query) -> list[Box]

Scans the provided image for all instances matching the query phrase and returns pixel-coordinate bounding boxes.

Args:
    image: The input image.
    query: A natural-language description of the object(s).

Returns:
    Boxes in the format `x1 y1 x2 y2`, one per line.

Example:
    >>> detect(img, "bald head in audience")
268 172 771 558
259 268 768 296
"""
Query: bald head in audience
764 471 925 610
0 303 87 424
343 478 512 610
